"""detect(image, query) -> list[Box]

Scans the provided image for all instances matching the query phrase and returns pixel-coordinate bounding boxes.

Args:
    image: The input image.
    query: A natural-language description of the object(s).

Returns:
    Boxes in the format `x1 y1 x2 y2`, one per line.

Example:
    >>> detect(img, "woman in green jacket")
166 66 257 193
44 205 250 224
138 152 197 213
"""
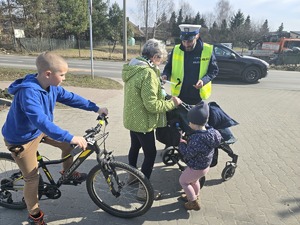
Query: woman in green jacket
122 39 182 197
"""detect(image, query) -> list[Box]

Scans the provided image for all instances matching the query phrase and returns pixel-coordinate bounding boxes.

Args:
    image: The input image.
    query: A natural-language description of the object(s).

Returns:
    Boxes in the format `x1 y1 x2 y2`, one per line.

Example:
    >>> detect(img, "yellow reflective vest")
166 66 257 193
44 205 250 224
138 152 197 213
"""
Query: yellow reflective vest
171 43 213 100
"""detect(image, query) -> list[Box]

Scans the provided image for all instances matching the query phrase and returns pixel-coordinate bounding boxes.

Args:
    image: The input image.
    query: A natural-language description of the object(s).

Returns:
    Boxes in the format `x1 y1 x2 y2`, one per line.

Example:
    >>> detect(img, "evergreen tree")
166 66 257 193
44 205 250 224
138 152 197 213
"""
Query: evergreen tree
107 2 123 52
174 9 183 38
244 15 251 31
58 0 88 39
57 0 88 55
230 9 244 30
193 12 201 25
177 9 183 26
220 19 229 41
169 11 177 37
260 19 269 34
199 17 207 28
277 22 284 32
91 0 109 41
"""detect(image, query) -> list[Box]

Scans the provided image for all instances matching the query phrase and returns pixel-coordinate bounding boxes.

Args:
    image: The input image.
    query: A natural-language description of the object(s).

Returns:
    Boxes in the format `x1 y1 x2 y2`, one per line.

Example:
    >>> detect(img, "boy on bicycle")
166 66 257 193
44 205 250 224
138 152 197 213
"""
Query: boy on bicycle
1 52 108 225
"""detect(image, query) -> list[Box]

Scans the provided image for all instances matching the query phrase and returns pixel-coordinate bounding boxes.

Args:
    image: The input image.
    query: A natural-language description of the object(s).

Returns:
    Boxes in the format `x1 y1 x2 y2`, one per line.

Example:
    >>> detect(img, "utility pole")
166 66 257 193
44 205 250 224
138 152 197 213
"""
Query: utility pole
145 0 149 41
123 0 127 61
88 0 94 79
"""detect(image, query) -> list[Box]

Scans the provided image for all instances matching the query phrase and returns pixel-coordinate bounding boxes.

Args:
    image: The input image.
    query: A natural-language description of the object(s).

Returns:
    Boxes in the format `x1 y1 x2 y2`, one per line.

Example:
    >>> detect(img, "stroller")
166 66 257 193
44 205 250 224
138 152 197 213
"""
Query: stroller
156 100 239 188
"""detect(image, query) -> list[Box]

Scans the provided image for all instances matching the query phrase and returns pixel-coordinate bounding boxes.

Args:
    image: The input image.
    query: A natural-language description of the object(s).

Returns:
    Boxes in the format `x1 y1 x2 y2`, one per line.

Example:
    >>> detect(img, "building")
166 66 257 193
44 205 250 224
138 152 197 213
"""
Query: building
290 31 300 39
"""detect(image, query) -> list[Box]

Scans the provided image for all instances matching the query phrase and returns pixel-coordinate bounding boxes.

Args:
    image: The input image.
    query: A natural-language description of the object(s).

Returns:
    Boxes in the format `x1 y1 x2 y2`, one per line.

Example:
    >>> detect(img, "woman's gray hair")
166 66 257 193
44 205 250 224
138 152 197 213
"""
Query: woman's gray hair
141 39 167 59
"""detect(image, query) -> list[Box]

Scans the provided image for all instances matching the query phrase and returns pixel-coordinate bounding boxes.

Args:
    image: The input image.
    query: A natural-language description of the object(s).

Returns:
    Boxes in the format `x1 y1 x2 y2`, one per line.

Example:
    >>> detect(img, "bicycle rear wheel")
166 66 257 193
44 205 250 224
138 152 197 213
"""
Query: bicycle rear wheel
86 161 154 218
0 152 26 209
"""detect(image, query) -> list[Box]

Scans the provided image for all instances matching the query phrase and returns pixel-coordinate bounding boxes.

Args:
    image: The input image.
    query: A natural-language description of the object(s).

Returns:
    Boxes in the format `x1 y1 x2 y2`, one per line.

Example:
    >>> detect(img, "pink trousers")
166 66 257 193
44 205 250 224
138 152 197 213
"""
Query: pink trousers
179 166 209 201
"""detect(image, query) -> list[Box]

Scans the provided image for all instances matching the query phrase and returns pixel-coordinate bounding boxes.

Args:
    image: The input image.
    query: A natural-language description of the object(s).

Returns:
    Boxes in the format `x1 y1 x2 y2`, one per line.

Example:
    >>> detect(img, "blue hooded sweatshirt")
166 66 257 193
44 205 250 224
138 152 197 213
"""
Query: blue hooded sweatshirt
2 74 99 145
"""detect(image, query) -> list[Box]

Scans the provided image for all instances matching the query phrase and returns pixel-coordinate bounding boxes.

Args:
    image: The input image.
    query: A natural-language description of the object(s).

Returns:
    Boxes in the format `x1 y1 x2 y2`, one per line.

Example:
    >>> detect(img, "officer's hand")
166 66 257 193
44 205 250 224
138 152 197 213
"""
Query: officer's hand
193 80 203 89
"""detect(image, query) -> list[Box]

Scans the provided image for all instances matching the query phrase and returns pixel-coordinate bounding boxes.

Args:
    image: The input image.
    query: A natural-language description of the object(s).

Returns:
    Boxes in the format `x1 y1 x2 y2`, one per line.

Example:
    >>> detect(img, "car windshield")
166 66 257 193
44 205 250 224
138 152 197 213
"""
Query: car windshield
214 45 233 57
284 41 300 49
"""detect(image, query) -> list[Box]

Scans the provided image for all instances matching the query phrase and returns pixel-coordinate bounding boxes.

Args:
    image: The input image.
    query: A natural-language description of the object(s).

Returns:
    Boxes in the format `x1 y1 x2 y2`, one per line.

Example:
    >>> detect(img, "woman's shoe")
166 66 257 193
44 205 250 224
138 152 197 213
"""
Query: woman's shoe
126 174 138 185
136 184 147 201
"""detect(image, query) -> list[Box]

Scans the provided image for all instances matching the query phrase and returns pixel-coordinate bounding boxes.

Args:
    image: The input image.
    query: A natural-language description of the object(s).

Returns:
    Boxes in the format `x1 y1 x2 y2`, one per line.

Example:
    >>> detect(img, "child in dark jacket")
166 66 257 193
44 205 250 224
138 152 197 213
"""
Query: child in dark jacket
2 52 108 225
178 101 222 211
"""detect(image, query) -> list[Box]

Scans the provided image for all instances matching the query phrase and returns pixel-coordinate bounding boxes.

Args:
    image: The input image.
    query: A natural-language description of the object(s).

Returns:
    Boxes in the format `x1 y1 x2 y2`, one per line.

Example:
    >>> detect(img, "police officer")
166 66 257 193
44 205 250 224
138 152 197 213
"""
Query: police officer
162 24 219 133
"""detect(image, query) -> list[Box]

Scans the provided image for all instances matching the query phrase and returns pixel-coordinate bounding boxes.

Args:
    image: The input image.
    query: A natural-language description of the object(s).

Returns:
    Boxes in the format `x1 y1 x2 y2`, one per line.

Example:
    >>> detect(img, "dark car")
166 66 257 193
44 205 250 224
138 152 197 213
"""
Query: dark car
213 43 269 83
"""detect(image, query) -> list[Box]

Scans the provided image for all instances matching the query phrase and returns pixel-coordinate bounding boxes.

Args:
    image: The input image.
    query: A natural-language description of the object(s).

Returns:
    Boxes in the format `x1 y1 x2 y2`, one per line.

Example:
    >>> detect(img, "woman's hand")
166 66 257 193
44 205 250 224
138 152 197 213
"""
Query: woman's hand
171 96 182 106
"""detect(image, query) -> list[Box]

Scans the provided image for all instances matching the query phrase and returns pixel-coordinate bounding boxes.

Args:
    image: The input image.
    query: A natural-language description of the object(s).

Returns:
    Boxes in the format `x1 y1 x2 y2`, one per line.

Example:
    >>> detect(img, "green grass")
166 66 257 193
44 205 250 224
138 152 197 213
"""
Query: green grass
0 67 123 90
0 66 123 109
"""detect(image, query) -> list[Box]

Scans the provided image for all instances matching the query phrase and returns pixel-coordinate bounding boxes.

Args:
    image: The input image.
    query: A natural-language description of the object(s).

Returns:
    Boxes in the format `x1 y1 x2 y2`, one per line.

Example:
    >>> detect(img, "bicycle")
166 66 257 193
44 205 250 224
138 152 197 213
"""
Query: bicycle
0 115 154 218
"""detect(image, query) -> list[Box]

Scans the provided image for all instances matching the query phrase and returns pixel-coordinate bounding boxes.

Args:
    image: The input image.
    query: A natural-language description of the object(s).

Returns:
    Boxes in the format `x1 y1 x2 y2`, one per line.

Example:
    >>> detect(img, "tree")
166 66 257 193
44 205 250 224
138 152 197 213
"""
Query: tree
154 12 170 41
277 22 284 33
230 9 244 30
0 0 19 47
214 0 233 26
193 12 201 25
209 21 219 42
169 11 177 37
219 19 229 41
107 2 123 53
260 19 269 34
91 0 109 41
178 0 194 19
58 0 88 56
176 9 183 27
136 0 174 40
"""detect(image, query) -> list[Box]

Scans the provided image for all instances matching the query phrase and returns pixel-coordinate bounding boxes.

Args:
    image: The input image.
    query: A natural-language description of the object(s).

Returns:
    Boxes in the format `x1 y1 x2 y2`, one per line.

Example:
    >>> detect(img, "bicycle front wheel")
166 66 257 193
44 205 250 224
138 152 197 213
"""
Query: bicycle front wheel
0 152 26 209
86 161 154 218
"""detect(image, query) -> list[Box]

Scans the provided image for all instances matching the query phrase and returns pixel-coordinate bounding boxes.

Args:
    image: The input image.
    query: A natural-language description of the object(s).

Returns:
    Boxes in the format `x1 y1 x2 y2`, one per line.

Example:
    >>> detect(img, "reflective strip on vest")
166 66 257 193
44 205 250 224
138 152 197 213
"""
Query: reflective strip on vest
171 43 213 100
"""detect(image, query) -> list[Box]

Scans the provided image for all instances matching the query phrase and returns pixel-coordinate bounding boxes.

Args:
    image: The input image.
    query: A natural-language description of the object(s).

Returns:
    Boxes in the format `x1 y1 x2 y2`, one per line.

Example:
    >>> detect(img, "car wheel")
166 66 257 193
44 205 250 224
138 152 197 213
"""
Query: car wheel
242 66 261 83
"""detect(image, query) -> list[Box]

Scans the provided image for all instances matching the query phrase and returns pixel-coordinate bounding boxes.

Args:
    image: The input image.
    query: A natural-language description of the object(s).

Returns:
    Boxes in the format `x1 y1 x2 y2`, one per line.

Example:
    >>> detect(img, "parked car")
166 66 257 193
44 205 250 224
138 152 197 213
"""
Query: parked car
213 43 269 83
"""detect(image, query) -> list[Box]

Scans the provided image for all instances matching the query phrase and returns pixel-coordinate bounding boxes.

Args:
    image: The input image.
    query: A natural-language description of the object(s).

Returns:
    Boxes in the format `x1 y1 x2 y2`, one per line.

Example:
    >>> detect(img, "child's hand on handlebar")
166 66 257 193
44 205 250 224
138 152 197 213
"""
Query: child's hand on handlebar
71 136 88 150
97 107 108 116
171 96 182 106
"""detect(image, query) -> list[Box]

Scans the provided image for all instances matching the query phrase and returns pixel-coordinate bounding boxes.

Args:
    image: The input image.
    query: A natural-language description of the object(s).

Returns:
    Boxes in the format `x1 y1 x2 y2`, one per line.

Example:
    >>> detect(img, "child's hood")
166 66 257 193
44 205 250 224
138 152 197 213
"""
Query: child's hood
8 74 46 95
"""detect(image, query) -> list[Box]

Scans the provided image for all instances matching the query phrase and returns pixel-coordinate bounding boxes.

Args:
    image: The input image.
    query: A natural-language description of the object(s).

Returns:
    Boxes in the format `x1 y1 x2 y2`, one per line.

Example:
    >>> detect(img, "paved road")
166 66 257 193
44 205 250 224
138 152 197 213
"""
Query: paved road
1 54 300 90
0 76 300 225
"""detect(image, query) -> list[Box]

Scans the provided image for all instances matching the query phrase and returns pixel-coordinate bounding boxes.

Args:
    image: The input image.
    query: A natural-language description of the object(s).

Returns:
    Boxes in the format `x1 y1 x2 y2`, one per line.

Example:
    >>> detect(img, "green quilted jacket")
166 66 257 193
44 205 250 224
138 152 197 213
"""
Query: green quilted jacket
122 57 176 133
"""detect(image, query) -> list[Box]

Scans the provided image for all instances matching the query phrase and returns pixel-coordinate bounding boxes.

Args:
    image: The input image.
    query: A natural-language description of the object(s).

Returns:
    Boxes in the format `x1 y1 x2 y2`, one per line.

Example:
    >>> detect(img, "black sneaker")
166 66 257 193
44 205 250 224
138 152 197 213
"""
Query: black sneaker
60 171 87 184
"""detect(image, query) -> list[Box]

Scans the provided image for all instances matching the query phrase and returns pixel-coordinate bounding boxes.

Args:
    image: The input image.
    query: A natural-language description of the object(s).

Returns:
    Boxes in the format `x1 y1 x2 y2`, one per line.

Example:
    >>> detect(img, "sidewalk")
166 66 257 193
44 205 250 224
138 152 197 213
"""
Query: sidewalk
1 80 300 225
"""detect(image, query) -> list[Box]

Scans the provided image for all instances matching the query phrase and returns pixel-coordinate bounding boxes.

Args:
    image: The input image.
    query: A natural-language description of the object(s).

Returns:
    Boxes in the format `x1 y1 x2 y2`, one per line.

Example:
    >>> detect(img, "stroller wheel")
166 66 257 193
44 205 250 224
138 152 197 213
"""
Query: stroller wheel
221 164 236 181
162 147 179 166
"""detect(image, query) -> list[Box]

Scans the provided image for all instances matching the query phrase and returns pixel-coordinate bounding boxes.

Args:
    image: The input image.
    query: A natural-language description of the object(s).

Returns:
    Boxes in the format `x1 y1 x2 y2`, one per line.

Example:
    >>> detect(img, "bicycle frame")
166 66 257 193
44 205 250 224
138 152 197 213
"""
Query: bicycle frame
37 120 110 189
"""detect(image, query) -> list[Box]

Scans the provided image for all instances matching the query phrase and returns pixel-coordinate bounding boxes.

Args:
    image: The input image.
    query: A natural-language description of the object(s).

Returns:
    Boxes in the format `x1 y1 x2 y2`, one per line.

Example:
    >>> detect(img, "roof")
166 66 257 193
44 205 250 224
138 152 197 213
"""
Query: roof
128 20 144 38
290 31 300 35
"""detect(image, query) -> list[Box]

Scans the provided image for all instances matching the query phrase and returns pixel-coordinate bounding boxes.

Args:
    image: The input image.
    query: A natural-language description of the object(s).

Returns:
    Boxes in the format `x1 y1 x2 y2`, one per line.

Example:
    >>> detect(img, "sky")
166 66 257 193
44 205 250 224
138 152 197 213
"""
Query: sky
112 0 300 32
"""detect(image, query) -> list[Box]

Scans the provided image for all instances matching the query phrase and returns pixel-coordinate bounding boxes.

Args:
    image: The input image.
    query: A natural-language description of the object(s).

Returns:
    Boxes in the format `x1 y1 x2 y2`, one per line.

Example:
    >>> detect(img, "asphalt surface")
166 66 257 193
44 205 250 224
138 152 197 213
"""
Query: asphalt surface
0 79 299 225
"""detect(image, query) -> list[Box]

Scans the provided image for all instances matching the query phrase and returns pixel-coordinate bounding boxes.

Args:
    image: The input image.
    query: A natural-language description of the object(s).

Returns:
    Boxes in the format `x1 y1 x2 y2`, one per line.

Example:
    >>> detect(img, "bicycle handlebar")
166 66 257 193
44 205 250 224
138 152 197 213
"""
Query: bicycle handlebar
84 114 108 139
